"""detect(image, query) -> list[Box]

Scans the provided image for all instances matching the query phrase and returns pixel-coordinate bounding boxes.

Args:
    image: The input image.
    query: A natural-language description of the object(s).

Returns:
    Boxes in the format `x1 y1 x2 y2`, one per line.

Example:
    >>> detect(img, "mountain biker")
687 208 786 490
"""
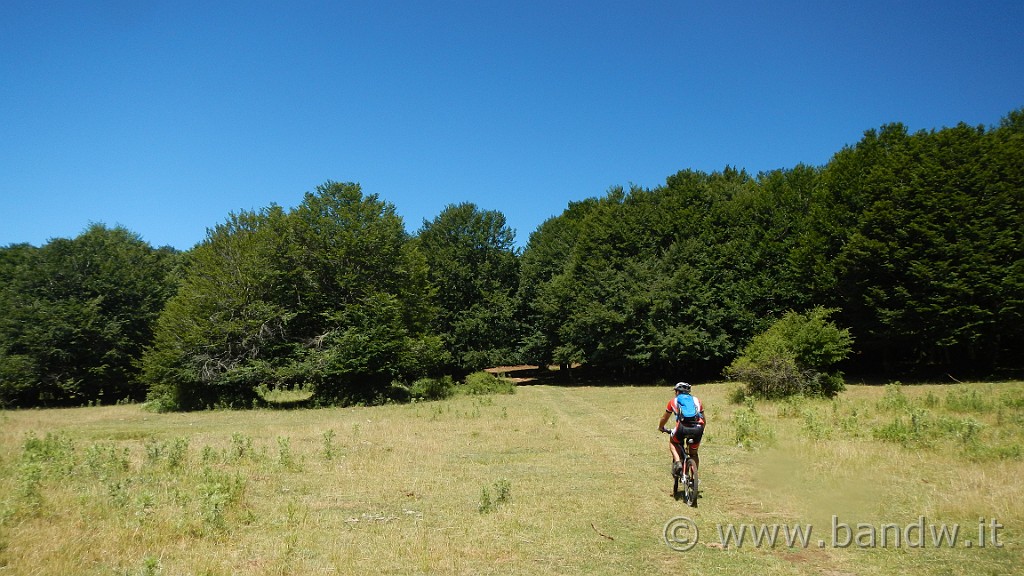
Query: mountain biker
658 381 705 477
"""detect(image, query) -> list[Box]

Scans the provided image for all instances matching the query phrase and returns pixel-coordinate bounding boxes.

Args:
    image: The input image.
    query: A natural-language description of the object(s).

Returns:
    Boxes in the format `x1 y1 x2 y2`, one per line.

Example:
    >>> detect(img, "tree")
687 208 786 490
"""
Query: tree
142 206 291 410
517 198 600 368
143 182 443 410
0 225 177 406
417 203 520 373
517 168 803 378
824 117 1024 376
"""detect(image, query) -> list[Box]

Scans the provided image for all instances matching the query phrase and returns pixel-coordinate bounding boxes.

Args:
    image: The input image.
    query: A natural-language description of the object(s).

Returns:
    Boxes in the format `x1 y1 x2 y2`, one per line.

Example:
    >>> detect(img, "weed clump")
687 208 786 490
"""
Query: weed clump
945 388 993 413
479 479 511 514
872 384 992 449
731 399 775 449
277 436 301 471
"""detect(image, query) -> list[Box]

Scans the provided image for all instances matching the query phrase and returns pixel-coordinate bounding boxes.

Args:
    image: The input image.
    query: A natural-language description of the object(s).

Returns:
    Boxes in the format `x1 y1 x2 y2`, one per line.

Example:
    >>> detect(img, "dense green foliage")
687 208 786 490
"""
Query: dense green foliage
0 225 177 406
517 168 819 377
142 182 444 410
417 203 521 373
821 116 1024 375
726 307 853 398
1 110 1021 409
518 110 1023 380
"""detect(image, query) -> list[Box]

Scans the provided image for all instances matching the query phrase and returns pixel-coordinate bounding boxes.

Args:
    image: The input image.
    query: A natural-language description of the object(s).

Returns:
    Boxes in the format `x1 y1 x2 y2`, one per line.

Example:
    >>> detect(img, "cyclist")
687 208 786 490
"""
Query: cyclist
658 381 705 477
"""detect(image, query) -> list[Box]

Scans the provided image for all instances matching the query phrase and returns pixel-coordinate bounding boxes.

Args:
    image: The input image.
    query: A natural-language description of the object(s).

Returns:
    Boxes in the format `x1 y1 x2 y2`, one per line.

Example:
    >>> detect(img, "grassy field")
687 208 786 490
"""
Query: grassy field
1 381 1022 575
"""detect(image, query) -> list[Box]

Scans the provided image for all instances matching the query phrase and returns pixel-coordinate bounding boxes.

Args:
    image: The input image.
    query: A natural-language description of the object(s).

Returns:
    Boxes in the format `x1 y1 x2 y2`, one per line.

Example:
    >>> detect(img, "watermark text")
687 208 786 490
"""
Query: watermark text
664 515 1004 551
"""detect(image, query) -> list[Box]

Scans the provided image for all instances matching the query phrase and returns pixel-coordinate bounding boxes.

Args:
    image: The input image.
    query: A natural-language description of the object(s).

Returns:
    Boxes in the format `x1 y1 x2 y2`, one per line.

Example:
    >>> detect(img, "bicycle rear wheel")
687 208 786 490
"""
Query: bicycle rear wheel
684 458 699 507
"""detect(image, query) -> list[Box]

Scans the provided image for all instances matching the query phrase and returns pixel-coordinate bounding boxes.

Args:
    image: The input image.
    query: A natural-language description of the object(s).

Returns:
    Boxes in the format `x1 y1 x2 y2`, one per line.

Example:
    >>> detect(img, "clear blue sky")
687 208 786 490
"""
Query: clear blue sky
2 1 1022 250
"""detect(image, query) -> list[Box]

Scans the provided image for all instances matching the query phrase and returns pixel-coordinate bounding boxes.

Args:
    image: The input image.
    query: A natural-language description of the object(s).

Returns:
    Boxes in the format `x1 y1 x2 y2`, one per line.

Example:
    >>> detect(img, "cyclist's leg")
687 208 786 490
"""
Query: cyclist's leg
669 441 682 462
669 436 683 474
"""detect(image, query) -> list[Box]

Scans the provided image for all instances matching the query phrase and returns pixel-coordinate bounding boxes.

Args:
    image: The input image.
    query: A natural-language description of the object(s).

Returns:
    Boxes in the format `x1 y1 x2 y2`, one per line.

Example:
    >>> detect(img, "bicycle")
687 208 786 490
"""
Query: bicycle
663 430 699 507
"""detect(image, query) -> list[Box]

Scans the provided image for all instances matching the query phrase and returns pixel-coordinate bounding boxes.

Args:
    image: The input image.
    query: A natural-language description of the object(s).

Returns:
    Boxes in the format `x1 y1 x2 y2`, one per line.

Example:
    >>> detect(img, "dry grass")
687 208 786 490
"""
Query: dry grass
1 381 1021 575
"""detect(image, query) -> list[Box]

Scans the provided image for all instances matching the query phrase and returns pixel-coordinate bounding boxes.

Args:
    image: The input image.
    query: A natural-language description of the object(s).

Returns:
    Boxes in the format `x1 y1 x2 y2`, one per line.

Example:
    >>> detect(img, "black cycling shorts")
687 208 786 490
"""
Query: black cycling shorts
672 423 704 446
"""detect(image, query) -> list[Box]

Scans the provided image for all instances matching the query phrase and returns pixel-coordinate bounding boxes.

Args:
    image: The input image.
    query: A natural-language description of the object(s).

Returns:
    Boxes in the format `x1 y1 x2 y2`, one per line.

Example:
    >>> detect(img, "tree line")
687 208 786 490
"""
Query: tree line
1 110 1021 409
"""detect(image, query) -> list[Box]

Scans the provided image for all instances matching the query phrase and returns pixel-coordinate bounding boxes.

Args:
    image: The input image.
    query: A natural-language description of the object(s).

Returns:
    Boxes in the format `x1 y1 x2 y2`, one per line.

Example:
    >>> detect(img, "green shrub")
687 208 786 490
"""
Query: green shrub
144 438 189 468
801 407 833 440
277 436 298 470
724 307 852 399
385 382 412 403
410 376 456 401
197 467 245 533
940 417 984 442
15 461 44 514
321 429 337 461
229 432 255 461
727 384 748 405
776 395 806 418
1001 389 1024 409
479 478 512 514
22 431 74 466
459 371 516 396
836 405 863 436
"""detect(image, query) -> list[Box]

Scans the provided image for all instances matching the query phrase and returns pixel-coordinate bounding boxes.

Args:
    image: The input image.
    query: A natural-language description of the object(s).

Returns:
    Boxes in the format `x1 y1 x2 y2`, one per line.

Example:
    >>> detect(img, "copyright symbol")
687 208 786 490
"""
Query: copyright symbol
663 516 699 551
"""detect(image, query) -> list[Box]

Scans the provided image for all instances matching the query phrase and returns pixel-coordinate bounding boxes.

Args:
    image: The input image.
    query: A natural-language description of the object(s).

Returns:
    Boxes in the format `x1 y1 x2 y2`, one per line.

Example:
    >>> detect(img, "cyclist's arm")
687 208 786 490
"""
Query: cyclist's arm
658 410 672 432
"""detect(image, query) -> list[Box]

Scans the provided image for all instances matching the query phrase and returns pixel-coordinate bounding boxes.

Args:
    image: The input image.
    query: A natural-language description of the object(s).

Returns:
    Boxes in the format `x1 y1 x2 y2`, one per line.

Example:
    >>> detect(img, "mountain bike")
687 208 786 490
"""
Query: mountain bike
663 430 699 507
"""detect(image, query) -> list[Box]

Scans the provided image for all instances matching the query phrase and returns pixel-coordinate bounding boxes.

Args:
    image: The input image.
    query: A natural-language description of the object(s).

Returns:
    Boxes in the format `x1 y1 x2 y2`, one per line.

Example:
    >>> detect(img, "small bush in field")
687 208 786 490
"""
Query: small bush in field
479 478 512 514
410 376 456 401
460 371 516 396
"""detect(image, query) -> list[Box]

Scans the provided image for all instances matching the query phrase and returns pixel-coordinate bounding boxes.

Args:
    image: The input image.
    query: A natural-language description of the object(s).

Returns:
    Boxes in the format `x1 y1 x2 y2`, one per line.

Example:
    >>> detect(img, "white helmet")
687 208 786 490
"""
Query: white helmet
673 381 691 393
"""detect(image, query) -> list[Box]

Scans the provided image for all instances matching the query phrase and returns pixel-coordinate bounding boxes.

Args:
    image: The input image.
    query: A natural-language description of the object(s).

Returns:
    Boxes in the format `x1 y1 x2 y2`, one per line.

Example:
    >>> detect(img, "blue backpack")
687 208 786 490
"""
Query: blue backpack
675 393 699 424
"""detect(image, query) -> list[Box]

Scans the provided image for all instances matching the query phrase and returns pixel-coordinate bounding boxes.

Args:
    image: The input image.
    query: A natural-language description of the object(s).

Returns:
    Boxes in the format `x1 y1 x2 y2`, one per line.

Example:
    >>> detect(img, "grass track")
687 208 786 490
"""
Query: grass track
1 382 1021 575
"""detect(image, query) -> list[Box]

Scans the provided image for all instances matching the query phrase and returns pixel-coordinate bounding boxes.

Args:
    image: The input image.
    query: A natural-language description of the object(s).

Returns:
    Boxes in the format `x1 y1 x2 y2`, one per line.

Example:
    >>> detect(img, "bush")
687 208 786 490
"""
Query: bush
945 388 993 413
725 307 852 399
410 376 456 401
460 371 516 396
385 382 412 403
